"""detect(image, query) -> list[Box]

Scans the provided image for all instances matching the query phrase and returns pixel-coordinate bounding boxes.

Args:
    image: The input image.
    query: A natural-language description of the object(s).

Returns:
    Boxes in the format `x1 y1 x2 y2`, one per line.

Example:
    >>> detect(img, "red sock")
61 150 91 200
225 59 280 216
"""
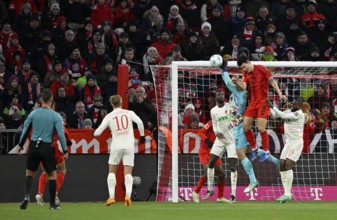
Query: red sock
260 131 270 152
245 129 256 149
217 182 224 198
38 172 48 195
194 176 206 193
56 172 65 193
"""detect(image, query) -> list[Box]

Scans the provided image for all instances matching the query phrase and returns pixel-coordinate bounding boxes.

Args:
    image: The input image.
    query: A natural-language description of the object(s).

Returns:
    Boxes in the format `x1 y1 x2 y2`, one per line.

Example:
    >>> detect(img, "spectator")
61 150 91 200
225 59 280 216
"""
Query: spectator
3 95 25 124
244 0 269 17
270 0 288 21
208 4 231 47
145 15 164 47
221 34 241 60
165 5 185 32
19 14 41 53
292 31 316 61
76 20 94 54
301 0 325 36
96 58 116 88
82 118 93 129
151 28 176 60
5 32 26 68
40 2 63 30
193 98 206 124
83 28 103 58
22 71 41 112
17 59 34 86
80 73 101 110
329 44 337 61
101 20 118 51
321 102 334 126
110 31 134 65
90 0 114 29
50 69 79 104
182 31 205 61
239 16 257 47
185 114 200 129
261 46 276 61
322 32 337 60
128 85 156 129
163 45 186 65
230 4 246 37
255 5 274 33
199 22 220 60
294 0 307 18
176 0 201 31
171 21 188 46
317 0 337 31
88 94 107 126
178 103 196 128
200 0 229 23
123 47 143 78
249 31 265 60
50 16 67 48
140 5 162 37
37 43 58 82
0 19 13 47
57 29 78 61
142 46 163 82
14 3 33 37
308 84 331 111
54 86 75 120
63 46 87 81
68 100 92 129
114 0 135 28
308 46 323 61
60 0 91 31
43 59 62 89
132 0 153 25
88 42 111 74
277 3 300 40
282 47 299 61
125 20 143 60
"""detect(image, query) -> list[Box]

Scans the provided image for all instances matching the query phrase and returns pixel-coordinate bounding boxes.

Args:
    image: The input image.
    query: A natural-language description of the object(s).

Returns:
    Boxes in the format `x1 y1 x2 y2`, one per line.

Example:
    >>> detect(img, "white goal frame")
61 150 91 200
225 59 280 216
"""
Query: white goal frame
170 61 337 203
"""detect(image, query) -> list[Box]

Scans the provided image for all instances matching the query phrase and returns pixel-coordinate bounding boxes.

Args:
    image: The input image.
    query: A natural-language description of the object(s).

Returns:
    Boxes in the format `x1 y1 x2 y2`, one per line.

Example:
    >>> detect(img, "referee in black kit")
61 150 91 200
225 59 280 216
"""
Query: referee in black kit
17 89 68 210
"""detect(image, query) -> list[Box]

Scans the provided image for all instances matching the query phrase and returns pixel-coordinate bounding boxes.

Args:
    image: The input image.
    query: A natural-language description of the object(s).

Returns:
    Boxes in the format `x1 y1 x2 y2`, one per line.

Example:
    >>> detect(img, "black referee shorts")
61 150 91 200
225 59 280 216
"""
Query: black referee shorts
26 141 56 174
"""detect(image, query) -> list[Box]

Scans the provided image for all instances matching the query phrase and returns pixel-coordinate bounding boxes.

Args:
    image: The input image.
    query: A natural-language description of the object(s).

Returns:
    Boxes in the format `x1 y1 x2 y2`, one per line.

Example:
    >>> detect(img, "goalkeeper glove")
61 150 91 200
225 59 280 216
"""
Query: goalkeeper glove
205 139 213 149
220 55 228 71
140 136 146 143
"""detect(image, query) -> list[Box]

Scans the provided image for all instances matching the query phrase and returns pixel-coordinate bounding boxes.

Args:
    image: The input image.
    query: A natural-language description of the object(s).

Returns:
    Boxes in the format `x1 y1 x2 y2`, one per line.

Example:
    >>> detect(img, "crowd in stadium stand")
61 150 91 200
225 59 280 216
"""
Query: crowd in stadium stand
0 0 336 133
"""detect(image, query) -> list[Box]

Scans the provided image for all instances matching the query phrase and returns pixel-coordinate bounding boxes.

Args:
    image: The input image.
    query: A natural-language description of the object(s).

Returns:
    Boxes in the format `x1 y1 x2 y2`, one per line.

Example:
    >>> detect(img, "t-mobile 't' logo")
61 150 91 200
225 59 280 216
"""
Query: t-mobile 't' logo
310 188 323 200
246 188 258 200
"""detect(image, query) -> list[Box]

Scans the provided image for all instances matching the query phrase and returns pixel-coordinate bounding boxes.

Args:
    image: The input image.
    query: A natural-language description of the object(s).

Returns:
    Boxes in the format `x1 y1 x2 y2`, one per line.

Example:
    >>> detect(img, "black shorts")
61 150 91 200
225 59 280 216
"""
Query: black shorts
26 141 56 174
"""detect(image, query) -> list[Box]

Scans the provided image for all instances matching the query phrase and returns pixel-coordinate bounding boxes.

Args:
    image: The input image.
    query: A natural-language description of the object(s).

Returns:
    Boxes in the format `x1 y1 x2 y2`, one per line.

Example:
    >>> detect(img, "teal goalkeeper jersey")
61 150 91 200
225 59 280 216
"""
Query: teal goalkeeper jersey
221 69 248 126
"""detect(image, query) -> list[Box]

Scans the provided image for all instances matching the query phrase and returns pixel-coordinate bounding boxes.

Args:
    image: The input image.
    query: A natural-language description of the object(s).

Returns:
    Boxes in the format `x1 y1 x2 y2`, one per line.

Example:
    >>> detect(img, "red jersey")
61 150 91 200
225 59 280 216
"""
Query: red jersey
242 65 272 101
197 120 216 153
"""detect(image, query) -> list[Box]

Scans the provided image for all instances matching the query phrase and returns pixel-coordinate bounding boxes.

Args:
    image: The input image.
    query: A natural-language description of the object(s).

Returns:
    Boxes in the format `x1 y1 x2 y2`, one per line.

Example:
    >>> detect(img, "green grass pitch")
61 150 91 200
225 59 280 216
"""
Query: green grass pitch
1 201 337 220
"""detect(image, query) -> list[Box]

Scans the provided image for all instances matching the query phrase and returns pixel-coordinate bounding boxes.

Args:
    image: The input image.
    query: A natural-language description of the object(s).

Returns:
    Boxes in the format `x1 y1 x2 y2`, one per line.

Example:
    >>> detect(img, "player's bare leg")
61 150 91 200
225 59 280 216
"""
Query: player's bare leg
228 158 238 202
243 117 258 160
277 159 295 203
124 165 133 207
256 118 269 162
237 148 259 193
193 165 208 203
36 165 47 206
55 161 66 206
105 164 117 206
214 165 229 203
203 154 218 200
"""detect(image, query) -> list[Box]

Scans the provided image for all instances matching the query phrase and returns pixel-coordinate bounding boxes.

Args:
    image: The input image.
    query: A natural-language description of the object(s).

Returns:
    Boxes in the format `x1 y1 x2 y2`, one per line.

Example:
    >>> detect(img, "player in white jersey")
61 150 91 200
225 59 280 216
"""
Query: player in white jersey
93 95 145 207
203 89 238 201
267 98 305 203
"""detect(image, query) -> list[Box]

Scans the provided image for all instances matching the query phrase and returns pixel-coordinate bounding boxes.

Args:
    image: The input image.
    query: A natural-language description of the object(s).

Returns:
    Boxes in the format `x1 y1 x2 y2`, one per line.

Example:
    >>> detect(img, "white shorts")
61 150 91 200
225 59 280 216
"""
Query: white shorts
108 148 134 166
210 138 238 159
280 141 303 162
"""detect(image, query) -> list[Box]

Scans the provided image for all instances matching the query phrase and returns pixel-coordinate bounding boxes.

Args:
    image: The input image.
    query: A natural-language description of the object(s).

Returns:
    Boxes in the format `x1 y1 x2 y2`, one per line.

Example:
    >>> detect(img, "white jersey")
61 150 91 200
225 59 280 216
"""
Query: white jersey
211 103 234 144
271 108 305 145
94 108 145 150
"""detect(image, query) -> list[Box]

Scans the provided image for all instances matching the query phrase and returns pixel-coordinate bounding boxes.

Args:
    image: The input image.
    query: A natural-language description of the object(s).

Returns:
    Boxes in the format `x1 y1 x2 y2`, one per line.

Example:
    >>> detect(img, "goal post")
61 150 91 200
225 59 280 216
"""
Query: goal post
153 61 337 203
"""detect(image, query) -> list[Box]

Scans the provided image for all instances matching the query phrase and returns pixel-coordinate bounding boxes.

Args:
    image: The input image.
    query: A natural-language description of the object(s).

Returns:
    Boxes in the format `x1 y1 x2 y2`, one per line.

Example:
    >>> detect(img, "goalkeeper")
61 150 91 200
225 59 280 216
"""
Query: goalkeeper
220 58 259 193
266 98 305 203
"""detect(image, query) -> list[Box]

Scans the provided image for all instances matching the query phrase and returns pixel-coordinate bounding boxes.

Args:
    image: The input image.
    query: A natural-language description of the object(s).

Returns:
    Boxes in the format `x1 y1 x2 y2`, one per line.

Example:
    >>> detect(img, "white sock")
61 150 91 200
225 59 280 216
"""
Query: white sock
280 170 293 196
124 174 133 197
231 171 237 196
107 173 116 199
207 167 215 191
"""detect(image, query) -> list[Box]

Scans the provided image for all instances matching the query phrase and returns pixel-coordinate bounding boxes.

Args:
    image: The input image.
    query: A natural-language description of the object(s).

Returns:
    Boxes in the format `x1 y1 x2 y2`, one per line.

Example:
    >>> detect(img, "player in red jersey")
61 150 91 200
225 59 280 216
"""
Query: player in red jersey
35 112 71 206
191 120 229 203
236 56 287 161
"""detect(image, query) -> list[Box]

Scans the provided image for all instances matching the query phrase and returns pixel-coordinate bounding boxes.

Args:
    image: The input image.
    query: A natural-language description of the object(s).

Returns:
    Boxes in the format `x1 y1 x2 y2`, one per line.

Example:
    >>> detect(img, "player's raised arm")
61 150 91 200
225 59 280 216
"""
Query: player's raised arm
269 77 287 102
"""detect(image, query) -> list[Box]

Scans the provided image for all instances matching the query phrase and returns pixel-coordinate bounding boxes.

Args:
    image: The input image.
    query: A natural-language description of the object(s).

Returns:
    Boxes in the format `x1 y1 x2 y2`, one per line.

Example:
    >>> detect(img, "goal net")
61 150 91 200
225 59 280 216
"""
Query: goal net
150 61 337 203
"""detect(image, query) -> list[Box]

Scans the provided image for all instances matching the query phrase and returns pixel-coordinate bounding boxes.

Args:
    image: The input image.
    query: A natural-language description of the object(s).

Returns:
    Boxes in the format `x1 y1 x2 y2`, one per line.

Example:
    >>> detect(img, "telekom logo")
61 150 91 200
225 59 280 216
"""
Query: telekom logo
246 188 258 200
310 188 323 200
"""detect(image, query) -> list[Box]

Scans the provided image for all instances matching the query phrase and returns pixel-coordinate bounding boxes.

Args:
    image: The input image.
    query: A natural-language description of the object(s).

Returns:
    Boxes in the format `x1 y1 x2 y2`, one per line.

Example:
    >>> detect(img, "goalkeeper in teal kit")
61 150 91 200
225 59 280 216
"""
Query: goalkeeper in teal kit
220 59 259 193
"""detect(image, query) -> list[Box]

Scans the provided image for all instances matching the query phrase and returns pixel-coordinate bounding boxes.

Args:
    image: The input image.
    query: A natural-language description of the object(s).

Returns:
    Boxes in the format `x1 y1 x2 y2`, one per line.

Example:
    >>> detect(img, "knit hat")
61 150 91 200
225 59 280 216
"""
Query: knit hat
308 0 317 6
184 103 195 112
201 22 211 30
275 32 285 39
147 46 158 53
266 23 276 31
9 74 19 82
286 47 295 53
86 73 96 81
96 43 105 49
170 5 179 12
245 17 255 25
